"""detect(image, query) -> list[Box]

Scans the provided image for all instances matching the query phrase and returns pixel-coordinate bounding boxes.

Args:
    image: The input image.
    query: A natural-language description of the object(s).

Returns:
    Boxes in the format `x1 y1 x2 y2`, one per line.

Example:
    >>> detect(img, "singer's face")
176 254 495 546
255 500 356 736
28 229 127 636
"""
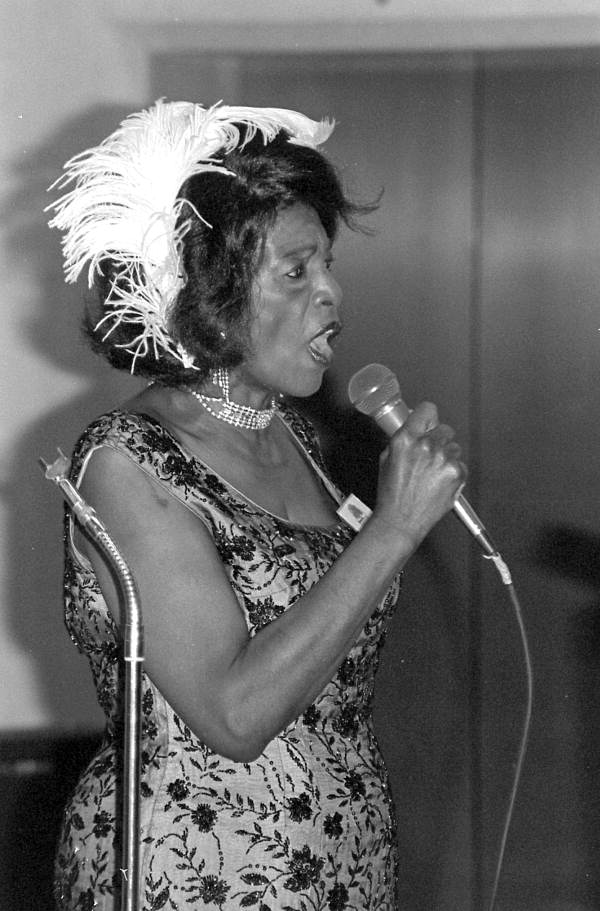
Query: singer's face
240 203 343 399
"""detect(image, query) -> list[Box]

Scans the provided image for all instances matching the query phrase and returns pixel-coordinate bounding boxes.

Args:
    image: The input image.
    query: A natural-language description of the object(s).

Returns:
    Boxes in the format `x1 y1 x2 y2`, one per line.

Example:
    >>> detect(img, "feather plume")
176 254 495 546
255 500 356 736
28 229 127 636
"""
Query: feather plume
46 99 334 370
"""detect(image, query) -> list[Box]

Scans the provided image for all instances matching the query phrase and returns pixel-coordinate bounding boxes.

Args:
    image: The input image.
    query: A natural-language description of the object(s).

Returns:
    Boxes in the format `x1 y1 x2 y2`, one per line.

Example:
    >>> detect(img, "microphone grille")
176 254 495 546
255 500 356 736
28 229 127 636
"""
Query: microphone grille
347 363 400 416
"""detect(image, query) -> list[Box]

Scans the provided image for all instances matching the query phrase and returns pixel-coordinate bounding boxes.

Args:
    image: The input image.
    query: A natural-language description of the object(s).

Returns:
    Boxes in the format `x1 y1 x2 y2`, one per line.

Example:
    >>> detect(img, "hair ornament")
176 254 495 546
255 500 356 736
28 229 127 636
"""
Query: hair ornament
46 99 335 371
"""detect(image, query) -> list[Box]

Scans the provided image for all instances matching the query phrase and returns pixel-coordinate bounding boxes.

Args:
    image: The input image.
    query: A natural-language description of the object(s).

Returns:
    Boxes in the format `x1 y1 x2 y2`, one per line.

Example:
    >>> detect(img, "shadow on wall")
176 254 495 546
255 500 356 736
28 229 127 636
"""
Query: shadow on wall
3 104 146 731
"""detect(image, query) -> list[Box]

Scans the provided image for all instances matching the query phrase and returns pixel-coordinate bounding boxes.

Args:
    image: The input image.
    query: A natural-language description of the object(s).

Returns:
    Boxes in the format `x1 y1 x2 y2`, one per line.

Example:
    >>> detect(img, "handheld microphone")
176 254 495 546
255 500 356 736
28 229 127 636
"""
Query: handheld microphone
348 363 499 557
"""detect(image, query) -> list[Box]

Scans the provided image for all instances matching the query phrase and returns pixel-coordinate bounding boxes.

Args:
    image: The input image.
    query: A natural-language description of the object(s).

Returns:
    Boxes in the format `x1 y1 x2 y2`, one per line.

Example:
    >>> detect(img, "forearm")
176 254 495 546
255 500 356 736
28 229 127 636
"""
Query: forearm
218 514 414 758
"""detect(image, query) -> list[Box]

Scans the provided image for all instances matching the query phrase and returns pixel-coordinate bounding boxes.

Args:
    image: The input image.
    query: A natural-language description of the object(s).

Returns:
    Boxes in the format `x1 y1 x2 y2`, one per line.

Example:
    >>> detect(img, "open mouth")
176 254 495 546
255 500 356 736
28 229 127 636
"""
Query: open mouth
308 322 342 365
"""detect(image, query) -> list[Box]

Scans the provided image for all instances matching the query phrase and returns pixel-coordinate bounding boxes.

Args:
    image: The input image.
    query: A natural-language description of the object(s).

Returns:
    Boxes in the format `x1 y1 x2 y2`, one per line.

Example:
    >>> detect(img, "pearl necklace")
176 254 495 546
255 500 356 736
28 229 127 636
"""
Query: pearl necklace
188 368 277 431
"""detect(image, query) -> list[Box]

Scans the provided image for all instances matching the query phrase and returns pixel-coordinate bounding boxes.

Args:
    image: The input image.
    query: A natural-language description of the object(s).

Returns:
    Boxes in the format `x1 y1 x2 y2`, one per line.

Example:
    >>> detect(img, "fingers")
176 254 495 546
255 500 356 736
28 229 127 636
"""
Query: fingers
387 401 466 485
403 402 457 450
403 401 440 436
375 400 469 543
399 402 458 455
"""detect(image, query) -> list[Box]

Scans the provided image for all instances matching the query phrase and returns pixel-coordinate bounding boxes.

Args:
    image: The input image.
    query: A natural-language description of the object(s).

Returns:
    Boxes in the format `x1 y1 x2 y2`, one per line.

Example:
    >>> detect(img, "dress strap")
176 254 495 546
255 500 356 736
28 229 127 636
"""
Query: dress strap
275 407 345 507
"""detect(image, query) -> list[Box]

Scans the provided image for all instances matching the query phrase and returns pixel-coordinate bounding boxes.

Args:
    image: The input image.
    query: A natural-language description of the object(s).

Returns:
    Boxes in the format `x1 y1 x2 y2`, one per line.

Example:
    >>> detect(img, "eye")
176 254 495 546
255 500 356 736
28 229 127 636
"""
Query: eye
286 263 306 279
325 256 335 271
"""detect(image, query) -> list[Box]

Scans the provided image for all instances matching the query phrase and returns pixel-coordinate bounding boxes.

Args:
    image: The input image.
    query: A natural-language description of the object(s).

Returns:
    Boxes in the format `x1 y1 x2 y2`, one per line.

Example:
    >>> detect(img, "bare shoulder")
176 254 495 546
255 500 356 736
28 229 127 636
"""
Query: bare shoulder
79 442 173 512
76 443 216 578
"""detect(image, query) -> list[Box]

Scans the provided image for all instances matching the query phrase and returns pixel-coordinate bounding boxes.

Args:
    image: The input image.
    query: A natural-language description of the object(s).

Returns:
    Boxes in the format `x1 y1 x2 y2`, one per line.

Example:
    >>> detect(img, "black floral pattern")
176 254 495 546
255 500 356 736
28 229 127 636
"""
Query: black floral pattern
54 406 402 910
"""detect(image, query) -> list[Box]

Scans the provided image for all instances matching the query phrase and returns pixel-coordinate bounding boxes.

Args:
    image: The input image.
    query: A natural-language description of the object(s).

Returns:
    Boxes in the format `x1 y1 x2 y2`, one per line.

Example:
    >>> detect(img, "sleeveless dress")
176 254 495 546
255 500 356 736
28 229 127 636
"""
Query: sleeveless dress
54 404 402 911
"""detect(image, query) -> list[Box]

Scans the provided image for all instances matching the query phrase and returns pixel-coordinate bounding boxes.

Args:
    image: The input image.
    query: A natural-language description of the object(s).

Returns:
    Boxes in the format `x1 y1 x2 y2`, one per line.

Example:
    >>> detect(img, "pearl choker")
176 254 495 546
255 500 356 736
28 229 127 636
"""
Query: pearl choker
188 368 277 431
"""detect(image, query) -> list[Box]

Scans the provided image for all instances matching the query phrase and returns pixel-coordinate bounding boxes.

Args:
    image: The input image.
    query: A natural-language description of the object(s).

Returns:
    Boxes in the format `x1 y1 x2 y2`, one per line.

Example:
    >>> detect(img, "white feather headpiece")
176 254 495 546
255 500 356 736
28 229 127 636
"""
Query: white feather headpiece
46 99 335 371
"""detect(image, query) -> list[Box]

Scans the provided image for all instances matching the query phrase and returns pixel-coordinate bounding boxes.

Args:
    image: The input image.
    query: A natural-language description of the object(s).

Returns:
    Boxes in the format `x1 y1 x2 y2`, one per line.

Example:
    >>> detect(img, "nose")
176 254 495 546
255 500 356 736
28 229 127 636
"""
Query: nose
313 269 343 314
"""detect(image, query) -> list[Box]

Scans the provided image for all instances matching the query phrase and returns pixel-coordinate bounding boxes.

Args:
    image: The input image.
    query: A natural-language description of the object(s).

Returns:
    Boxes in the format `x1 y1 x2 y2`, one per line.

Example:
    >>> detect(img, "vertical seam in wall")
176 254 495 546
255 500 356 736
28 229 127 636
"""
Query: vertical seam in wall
469 52 486 911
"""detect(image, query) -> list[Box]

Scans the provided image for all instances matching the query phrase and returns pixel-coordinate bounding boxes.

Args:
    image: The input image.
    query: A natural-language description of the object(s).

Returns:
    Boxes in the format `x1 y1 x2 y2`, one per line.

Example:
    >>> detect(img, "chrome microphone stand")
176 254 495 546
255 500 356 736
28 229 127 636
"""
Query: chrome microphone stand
40 449 143 911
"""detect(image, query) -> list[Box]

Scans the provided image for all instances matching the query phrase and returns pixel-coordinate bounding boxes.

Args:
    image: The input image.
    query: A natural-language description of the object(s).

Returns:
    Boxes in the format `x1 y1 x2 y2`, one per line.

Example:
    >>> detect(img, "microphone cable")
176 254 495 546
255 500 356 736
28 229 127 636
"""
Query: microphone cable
484 555 533 911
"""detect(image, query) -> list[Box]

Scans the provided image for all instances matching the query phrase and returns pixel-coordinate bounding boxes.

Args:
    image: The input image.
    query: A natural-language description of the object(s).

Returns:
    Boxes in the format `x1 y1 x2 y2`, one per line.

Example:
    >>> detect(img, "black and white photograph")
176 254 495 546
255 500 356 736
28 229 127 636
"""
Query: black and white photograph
2 2 600 909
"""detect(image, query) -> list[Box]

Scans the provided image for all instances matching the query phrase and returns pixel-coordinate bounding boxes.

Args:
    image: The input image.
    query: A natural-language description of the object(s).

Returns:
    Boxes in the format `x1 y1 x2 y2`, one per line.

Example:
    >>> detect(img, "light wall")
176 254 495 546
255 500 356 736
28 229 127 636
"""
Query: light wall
1 0 599 729
1 1 149 730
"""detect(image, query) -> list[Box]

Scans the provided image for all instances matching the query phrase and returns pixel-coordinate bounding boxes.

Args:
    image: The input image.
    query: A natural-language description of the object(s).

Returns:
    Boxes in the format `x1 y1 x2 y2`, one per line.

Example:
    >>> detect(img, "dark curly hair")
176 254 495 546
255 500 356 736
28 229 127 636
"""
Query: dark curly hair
84 128 375 385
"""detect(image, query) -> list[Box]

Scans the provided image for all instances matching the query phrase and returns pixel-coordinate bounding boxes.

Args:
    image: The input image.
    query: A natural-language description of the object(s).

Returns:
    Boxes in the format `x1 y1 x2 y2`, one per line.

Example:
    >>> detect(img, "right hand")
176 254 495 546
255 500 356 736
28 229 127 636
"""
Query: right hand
373 401 467 548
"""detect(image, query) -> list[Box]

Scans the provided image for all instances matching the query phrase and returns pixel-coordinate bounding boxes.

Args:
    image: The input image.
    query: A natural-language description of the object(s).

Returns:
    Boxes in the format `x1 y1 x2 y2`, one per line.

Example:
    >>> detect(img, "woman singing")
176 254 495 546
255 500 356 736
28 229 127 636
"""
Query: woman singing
47 99 465 910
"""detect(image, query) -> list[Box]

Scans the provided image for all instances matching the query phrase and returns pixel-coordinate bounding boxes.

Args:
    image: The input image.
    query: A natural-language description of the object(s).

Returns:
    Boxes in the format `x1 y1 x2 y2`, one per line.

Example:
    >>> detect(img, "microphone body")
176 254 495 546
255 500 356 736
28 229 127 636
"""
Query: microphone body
348 363 499 557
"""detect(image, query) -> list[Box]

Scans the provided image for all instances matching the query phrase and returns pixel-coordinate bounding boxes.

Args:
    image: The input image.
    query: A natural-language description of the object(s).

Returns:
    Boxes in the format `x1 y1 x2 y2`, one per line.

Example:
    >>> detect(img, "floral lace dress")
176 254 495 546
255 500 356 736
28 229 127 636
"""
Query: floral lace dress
54 405 402 911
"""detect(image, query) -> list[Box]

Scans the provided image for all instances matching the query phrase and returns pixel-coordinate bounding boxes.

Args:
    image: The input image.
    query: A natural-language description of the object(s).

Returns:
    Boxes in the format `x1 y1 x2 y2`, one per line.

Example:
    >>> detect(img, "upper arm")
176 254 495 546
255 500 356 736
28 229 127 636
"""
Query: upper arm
75 445 251 752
